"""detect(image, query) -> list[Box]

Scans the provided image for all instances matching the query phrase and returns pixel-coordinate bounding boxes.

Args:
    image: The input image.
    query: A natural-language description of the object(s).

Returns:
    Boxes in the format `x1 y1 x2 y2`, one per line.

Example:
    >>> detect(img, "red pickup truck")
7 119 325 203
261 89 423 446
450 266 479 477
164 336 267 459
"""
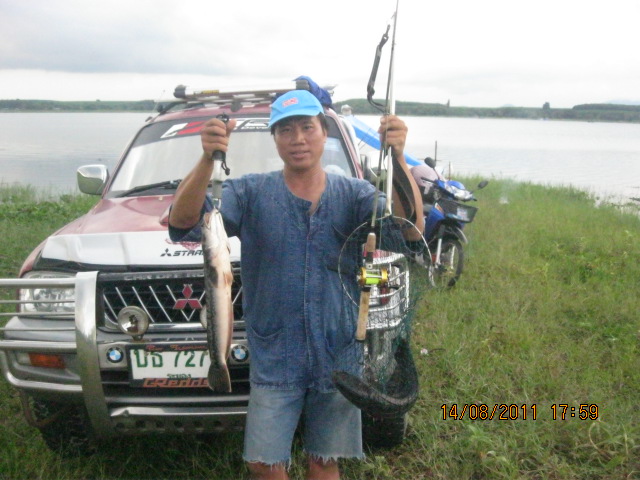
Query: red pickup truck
0 82 409 455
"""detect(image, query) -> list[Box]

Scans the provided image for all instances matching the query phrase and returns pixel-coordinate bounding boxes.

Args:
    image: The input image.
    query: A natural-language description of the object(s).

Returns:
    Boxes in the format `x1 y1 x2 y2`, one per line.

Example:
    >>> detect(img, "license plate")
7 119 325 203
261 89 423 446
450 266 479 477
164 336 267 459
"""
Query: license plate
456 206 470 221
128 343 211 388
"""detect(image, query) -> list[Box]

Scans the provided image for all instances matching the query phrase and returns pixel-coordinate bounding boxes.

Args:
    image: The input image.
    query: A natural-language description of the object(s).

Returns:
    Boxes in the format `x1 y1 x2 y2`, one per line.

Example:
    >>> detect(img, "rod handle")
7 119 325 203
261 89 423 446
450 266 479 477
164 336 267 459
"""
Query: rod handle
356 232 378 341
356 290 371 341
211 113 229 163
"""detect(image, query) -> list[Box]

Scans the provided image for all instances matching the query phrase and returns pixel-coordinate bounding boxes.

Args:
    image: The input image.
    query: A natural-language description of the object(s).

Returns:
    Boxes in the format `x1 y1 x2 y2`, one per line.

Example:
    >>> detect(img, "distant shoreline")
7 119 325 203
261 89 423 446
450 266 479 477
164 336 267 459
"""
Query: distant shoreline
2 98 640 123
335 99 640 124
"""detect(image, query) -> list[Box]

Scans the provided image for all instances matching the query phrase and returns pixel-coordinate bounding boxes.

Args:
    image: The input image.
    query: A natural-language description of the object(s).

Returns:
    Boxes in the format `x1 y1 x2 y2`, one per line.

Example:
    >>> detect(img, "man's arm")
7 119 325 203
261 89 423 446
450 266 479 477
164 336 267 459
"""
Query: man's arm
169 117 237 230
379 115 425 241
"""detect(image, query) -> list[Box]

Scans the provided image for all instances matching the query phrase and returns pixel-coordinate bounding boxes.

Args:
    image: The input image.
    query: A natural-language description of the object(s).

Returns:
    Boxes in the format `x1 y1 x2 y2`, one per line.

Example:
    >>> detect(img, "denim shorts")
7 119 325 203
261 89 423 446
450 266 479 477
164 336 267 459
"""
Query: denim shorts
242 387 364 466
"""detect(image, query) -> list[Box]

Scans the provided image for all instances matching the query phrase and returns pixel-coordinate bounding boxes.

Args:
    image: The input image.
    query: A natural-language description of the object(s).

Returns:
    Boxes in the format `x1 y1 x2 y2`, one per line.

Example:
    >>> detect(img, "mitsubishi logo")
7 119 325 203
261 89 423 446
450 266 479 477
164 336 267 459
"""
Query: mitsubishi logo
173 285 203 310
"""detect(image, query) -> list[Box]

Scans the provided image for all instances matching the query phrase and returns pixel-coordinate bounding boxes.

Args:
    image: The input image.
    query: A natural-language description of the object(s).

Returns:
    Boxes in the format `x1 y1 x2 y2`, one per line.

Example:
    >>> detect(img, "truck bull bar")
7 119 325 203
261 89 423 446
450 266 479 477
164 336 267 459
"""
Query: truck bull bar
0 272 249 437
0 272 113 434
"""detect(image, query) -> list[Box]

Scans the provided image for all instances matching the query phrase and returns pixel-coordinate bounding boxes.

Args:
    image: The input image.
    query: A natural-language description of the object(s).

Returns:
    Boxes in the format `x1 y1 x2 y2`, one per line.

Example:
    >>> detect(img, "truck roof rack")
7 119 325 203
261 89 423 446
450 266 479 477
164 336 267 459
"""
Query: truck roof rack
156 79 335 115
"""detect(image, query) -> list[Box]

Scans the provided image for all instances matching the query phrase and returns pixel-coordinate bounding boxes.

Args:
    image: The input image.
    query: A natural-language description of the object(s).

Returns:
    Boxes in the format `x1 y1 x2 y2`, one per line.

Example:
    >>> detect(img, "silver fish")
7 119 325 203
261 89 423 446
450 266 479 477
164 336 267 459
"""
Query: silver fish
201 208 234 393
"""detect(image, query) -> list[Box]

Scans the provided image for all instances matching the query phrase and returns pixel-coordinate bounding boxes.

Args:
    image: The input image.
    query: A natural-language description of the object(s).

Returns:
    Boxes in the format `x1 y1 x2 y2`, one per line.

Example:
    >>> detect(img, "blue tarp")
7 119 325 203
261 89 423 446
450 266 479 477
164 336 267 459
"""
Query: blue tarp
344 114 420 166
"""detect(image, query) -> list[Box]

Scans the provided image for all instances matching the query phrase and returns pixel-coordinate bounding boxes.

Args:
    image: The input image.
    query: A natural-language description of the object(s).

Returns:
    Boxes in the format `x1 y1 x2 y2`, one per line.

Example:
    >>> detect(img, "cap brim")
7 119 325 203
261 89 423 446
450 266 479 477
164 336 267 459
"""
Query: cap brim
269 106 324 127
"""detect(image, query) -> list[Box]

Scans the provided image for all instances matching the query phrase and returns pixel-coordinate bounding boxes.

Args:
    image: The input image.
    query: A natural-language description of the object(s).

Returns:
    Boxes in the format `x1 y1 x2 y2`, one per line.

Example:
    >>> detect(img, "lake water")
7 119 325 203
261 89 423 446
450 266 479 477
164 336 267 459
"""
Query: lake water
1 112 639 203
360 115 640 204
0 112 149 194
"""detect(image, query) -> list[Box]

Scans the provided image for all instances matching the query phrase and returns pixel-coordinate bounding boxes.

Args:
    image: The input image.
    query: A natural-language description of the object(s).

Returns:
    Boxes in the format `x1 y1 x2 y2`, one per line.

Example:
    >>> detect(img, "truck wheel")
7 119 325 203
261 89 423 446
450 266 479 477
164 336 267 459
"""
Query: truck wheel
31 399 95 457
362 413 408 449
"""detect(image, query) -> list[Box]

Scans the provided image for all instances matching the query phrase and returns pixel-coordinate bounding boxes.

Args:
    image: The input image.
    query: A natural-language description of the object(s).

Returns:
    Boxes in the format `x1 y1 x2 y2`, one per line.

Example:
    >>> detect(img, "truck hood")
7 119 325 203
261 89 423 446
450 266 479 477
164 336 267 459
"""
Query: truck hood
35 196 241 268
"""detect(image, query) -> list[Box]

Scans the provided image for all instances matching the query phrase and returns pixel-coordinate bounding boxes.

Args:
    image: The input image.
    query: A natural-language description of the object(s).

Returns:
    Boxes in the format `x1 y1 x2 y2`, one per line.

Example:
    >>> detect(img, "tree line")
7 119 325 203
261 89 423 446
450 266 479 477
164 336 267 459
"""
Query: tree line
0 99 156 112
2 98 640 123
334 99 640 123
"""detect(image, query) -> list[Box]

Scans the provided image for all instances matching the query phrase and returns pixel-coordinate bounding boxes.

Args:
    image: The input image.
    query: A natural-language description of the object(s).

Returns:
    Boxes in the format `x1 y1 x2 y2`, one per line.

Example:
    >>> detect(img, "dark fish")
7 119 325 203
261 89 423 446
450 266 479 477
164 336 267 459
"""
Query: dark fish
201 209 233 393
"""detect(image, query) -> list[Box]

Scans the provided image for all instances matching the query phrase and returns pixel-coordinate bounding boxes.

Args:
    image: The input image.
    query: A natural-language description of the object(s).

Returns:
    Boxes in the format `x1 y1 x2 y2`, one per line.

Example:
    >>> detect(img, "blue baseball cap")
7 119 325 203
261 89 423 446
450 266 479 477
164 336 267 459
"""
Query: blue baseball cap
269 90 324 127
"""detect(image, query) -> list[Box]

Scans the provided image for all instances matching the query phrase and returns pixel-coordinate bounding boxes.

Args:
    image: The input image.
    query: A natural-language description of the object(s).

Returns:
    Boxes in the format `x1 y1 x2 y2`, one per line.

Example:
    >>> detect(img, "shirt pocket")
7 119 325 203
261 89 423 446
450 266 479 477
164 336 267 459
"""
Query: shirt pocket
323 288 359 361
246 323 286 385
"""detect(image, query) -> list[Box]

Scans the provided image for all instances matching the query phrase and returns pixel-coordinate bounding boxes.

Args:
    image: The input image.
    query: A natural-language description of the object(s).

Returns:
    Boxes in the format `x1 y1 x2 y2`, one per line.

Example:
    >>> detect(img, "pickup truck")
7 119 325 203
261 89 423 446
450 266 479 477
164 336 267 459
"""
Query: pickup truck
0 82 410 455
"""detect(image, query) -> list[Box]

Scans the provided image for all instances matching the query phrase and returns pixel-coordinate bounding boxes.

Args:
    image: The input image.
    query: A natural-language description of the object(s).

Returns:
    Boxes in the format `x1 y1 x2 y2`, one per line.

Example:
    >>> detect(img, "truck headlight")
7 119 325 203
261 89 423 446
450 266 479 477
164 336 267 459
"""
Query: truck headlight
19 271 75 314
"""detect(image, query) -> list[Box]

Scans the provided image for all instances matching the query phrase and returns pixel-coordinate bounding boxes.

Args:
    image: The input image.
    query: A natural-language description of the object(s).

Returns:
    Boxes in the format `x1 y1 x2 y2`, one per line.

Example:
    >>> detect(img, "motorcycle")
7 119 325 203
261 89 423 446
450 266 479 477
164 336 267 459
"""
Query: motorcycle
412 158 488 288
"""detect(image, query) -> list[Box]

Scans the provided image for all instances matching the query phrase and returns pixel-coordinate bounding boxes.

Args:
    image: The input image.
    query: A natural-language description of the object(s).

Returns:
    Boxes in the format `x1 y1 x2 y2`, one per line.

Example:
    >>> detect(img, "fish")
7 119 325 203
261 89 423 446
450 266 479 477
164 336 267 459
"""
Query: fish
201 208 234 393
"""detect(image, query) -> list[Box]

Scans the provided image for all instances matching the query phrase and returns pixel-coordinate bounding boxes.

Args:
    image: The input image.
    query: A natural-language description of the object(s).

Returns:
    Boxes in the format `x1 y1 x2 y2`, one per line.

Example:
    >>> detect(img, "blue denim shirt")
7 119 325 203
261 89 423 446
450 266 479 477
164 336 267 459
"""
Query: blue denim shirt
169 171 384 392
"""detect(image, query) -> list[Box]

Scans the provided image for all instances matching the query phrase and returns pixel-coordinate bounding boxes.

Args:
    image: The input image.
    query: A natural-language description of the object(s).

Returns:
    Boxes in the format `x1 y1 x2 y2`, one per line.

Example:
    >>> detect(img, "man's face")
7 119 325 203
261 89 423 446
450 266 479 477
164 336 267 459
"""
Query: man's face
273 115 327 173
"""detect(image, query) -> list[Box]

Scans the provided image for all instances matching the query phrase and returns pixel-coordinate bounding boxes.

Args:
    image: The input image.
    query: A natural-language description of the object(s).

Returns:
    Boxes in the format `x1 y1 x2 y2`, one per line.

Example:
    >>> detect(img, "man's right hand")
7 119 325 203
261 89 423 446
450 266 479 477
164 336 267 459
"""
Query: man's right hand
201 117 237 159
169 116 237 230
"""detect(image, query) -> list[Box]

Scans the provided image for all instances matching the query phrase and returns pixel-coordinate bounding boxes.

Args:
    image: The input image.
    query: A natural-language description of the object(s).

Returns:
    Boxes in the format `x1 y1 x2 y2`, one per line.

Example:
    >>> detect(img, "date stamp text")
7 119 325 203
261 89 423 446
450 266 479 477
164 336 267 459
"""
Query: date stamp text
441 404 599 421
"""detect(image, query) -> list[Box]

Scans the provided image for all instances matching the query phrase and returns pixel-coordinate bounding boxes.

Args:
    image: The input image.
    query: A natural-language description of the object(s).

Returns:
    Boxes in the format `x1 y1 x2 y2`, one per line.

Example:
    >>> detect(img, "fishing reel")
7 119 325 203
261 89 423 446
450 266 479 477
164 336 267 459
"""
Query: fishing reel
358 266 389 288
358 232 388 288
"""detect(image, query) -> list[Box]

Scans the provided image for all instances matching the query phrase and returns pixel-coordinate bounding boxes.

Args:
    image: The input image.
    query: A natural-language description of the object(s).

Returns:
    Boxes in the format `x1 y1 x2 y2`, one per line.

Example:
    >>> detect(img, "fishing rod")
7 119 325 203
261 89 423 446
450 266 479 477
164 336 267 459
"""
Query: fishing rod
355 0 400 341
334 1 424 419
367 0 399 218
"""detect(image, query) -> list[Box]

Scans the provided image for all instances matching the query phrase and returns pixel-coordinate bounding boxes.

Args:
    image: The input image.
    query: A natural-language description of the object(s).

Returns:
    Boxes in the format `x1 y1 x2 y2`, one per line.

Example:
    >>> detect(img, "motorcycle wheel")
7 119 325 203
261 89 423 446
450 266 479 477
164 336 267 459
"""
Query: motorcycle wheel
432 238 464 288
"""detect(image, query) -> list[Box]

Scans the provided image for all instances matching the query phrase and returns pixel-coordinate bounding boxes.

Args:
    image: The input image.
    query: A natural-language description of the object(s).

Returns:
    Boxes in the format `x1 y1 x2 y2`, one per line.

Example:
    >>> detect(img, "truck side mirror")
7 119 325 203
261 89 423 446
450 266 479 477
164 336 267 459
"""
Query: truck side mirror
77 164 109 195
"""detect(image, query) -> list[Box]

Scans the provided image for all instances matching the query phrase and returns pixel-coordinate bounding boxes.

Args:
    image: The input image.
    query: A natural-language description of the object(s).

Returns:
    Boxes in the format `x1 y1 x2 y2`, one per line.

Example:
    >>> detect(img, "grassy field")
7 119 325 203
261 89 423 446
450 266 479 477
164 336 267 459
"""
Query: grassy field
1 180 639 479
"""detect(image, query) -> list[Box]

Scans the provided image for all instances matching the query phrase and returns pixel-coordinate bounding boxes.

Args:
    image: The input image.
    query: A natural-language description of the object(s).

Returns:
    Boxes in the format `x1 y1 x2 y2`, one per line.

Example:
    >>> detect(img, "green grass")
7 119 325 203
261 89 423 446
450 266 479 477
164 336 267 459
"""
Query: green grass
1 182 639 479
0 187 97 277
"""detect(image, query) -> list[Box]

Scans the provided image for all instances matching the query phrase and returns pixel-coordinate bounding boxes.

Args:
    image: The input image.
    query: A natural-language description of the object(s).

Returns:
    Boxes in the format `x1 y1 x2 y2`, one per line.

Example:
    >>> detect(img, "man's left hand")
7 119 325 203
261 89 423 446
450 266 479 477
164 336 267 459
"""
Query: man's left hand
378 115 407 160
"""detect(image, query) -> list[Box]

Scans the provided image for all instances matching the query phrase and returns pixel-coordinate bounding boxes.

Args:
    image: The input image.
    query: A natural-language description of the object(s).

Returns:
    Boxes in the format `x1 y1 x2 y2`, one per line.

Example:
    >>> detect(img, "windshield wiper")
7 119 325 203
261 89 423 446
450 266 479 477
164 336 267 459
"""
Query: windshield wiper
116 179 182 197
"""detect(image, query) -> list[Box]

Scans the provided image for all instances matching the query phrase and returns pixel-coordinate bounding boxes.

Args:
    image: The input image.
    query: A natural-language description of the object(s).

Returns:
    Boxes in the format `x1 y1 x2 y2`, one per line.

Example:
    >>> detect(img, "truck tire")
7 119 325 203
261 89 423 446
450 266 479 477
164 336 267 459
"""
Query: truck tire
362 412 408 449
31 399 95 457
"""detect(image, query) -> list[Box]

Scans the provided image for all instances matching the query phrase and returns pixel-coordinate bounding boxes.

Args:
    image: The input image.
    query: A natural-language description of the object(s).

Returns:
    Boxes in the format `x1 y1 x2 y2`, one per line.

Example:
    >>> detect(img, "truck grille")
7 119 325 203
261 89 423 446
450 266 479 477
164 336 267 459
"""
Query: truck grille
98 266 242 332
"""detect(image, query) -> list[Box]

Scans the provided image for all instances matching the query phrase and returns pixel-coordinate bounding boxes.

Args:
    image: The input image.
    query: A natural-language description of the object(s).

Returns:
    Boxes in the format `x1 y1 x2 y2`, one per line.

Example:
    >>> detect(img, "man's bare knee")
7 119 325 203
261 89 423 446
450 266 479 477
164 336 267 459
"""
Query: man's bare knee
247 461 288 480
306 456 339 480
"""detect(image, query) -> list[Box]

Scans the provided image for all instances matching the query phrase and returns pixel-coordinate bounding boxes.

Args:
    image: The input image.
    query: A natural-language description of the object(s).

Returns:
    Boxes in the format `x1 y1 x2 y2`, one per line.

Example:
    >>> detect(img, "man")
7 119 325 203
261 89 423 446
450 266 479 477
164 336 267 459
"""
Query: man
169 89 423 480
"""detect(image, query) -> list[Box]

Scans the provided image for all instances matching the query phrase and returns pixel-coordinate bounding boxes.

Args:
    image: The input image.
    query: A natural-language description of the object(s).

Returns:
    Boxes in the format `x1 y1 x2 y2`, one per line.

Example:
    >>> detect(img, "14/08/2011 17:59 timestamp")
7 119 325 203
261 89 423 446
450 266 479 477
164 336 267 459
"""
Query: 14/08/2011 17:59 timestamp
441 404 600 420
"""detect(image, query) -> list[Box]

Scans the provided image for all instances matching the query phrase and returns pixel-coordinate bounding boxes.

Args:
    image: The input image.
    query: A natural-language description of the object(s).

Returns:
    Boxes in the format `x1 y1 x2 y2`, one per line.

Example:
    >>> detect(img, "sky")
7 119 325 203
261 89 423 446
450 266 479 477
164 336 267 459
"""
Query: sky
1 0 639 108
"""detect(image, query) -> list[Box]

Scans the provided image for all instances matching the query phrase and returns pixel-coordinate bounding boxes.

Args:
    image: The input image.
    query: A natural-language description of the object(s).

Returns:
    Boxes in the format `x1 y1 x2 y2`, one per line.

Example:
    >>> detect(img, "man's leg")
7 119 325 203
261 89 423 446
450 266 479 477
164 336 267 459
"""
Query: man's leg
243 388 305 479
247 461 288 480
306 456 339 480
303 390 364 480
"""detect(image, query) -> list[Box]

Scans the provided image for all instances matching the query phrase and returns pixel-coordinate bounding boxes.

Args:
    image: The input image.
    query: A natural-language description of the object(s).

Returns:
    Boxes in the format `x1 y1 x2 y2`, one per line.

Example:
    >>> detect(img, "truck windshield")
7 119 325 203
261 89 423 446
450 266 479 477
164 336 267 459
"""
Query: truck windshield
108 115 354 195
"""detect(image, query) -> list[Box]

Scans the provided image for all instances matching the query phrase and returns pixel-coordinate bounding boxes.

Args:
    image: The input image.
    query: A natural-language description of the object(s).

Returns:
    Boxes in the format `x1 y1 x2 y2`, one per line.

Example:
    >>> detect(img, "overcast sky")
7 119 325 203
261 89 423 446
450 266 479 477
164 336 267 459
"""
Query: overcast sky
1 0 638 108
